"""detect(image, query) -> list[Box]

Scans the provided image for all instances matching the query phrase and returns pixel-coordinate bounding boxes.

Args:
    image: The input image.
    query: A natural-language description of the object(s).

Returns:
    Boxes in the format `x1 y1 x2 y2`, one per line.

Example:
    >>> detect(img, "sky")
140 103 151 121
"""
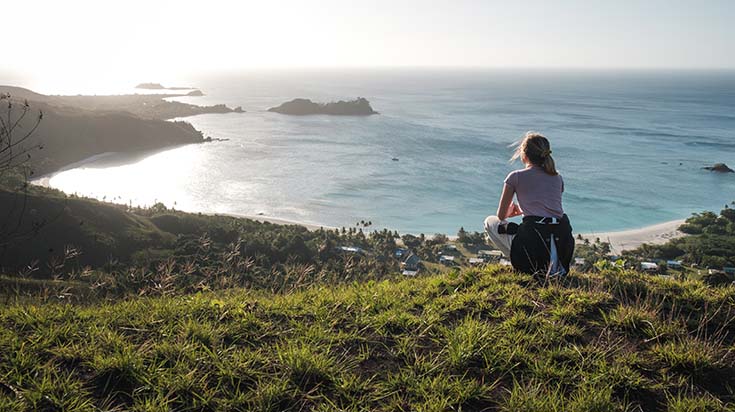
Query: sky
4 0 735 88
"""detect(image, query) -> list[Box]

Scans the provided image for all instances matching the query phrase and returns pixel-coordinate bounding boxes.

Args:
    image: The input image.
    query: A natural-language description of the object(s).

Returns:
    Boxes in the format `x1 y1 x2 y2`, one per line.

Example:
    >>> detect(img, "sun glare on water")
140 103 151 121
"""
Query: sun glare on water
48 146 209 211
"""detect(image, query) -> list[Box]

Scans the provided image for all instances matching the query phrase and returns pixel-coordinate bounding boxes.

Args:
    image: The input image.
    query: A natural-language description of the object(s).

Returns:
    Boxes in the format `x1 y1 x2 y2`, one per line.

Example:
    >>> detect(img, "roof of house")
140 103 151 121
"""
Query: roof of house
479 250 504 256
338 246 364 253
403 254 421 265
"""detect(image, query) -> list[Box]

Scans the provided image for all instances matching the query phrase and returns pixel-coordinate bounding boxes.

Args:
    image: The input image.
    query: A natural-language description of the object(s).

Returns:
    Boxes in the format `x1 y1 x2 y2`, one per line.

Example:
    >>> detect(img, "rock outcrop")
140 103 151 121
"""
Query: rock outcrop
703 163 735 173
268 97 377 116
135 82 165 89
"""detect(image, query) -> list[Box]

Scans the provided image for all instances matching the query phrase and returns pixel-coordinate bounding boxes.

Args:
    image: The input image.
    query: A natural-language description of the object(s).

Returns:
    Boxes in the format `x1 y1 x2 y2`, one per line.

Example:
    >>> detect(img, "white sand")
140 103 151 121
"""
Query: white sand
577 219 686 253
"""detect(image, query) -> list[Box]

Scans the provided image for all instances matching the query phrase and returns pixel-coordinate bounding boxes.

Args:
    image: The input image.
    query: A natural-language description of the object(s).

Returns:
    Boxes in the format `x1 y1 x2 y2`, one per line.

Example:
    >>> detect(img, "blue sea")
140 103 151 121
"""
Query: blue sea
41 69 735 234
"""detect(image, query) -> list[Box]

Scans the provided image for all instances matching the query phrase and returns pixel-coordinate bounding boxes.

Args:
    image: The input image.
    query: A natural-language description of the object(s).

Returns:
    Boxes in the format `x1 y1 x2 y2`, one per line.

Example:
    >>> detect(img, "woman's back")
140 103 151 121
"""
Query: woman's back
504 166 564 219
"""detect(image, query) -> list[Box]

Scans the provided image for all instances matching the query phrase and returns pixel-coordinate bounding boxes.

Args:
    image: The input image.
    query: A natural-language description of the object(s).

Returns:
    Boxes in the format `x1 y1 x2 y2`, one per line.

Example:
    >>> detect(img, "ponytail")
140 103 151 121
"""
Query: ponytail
542 154 557 175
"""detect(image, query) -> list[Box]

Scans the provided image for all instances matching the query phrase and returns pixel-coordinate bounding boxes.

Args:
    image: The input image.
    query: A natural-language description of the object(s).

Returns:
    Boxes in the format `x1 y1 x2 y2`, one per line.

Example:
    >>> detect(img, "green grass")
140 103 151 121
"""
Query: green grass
1 265 735 411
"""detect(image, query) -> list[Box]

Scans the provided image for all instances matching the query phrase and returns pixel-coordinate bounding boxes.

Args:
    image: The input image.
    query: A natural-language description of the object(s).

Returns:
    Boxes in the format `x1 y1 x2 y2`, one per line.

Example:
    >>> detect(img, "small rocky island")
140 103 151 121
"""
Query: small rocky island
268 97 378 116
703 163 735 173
136 82 166 89
135 83 194 90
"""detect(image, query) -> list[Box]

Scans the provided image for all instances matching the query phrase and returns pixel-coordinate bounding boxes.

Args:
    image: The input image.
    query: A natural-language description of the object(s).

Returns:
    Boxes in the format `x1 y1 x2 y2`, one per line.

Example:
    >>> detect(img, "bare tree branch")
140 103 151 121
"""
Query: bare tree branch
0 94 45 247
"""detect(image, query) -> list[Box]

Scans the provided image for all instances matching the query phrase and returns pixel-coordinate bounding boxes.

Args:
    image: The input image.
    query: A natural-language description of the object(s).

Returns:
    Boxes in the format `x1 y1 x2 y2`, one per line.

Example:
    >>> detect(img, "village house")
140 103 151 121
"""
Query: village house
401 253 421 276
640 262 659 272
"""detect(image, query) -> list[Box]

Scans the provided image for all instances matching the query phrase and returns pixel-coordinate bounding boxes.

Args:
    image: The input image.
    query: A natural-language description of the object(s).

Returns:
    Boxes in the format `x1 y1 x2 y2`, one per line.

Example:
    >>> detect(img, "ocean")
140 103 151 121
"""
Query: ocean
38 69 735 234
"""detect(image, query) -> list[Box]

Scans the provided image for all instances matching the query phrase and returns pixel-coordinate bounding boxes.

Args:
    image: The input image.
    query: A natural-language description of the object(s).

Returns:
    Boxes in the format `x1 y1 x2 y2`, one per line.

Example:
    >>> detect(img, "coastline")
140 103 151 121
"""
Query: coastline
31 184 687 253
32 151 687 252
219 213 336 231
577 219 686 253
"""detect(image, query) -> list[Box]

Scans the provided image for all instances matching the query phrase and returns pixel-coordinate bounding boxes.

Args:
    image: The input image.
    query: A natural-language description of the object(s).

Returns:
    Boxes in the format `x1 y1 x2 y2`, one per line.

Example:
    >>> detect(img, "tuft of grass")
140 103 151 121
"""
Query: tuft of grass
502 380 566 412
277 342 339 391
442 316 494 369
666 392 728 412
652 336 726 374
568 384 624 412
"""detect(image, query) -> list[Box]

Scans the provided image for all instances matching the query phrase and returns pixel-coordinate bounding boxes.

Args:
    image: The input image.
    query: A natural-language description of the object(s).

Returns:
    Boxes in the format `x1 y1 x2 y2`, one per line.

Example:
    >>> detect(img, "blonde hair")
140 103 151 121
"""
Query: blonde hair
510 131 558 175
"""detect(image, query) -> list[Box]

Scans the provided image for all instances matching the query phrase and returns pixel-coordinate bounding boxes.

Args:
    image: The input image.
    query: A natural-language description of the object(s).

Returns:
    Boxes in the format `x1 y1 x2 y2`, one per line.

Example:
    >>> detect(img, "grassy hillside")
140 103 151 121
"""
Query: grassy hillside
0 186 404 298
1 265 734 411
0 188 172 269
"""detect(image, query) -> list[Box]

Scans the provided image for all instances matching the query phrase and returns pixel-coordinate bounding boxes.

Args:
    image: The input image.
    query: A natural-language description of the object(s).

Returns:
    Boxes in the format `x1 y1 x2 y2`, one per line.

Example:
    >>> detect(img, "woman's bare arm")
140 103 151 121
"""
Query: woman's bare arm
496 183 520 220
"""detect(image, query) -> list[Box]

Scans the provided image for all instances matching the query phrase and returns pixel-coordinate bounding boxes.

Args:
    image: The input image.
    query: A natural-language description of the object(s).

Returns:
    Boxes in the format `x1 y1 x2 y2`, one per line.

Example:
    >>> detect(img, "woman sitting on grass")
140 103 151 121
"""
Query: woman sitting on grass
484 132 574 277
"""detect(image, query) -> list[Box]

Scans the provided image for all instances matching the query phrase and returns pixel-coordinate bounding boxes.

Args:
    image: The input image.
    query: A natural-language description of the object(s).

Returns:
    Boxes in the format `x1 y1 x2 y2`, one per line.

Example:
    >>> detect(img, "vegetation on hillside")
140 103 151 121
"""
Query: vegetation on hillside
0 86 242 121
624 203 735 274
0 185 418 300
1 265 734 411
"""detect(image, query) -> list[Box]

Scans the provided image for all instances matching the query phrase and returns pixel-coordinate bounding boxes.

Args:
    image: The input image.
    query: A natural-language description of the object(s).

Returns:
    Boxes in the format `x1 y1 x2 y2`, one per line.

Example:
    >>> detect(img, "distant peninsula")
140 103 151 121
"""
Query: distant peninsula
1 86 245 120
268 97 378 116
0 85 243 176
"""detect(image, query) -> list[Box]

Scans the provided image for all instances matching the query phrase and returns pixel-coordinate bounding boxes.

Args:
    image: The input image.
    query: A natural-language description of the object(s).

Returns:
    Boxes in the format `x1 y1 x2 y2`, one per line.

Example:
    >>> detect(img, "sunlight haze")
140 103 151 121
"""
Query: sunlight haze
5 0 734 89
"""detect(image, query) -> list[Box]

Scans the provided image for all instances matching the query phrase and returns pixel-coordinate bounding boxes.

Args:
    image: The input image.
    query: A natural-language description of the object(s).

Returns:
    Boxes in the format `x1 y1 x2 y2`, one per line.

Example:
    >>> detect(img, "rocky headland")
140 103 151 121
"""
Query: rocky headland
135 82 194 90
0 85 242 176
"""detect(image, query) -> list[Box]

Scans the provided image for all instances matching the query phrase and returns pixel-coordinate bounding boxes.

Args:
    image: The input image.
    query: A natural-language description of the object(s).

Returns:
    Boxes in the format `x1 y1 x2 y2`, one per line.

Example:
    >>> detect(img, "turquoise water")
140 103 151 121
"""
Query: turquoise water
46 69 735 234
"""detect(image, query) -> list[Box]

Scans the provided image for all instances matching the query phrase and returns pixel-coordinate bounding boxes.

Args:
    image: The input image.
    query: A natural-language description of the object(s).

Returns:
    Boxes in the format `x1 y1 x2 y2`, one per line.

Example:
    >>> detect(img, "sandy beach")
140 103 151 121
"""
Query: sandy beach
577 219 686 253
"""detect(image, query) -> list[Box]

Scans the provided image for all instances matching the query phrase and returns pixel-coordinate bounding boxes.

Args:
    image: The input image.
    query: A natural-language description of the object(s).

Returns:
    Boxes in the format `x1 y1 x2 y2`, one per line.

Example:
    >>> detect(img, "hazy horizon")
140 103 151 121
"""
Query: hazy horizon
4 0 735 92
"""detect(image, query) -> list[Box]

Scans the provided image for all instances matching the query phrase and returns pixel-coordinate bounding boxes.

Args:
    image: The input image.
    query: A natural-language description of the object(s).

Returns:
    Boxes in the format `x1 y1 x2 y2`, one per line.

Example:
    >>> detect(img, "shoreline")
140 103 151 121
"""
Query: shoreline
31 184 687 253
218 213 336 231
32 152 687 252
576 219 686 253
